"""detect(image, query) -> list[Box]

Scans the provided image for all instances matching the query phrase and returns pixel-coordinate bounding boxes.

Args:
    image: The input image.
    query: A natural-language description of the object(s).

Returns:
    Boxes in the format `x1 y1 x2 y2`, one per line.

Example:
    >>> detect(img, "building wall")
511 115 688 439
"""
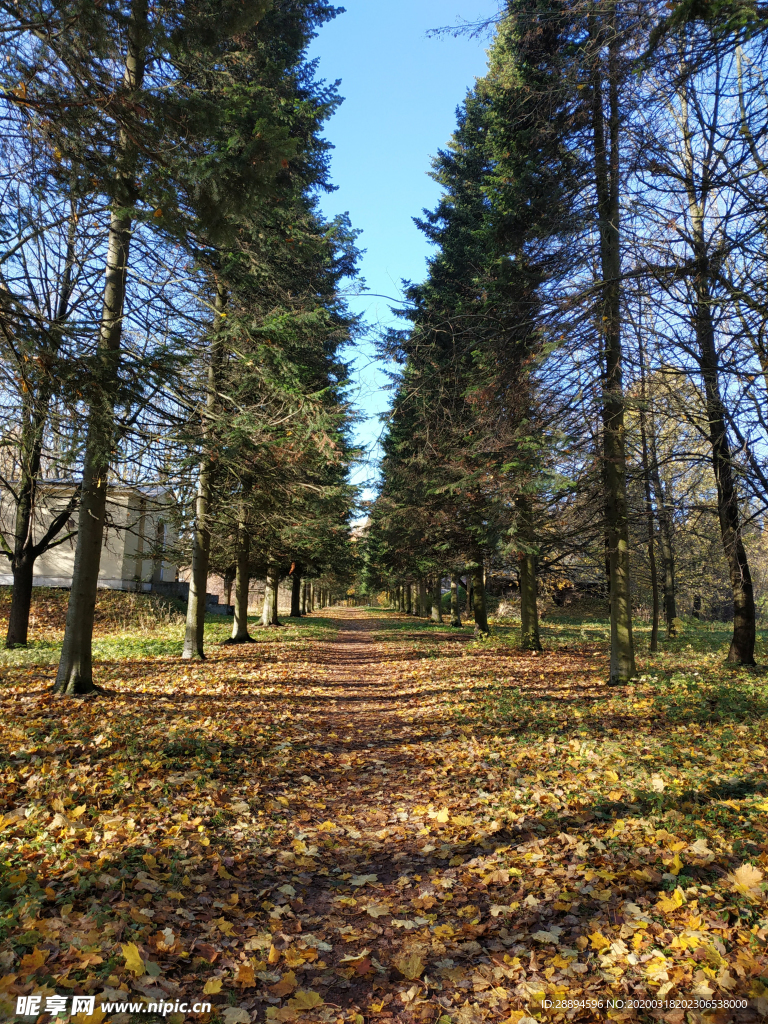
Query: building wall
0 484 177 590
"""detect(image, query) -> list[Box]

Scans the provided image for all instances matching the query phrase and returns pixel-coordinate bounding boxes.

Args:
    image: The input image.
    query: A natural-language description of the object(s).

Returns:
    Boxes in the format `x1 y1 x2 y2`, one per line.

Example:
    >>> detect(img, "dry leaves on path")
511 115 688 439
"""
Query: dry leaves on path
0 607 767 1023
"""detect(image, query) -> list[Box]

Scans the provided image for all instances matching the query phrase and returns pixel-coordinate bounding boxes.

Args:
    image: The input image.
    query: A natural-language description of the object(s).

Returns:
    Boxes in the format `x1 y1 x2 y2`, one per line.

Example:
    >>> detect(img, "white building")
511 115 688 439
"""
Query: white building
0 482 179 592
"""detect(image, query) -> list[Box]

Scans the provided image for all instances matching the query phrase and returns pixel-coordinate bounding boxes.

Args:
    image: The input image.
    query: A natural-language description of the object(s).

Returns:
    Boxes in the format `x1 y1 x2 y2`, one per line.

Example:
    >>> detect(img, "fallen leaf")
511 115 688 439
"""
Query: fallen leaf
394 952 425 980
727 863 763 897
121 942 145 977
287 990 324 1011
221 1009 250 1024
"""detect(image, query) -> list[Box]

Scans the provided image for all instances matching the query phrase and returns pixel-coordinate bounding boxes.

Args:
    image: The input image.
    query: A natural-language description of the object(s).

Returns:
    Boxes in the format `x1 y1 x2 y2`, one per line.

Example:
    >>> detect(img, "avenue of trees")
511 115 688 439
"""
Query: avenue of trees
363 0 768 682
0 0 358 690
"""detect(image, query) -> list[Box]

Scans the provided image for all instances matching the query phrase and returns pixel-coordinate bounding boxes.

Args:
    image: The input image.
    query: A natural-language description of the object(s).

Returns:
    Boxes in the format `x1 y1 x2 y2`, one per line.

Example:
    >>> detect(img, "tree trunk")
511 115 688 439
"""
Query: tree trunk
418 580 427 617
54 0 149 696
272 572 280 623
7 555 35 649
517 496 541 652
681 90 756 665
228 522 252 643
430 576 443 623
4 185 80 648
698 330 755 663
472 560 489 635
182 280 227 660
182 475 211 659
591 10 636 684
262 561 280 626
291 567 302 617
649 443 678 636
637 337 659 653
405 584 413 615
450 575 462 628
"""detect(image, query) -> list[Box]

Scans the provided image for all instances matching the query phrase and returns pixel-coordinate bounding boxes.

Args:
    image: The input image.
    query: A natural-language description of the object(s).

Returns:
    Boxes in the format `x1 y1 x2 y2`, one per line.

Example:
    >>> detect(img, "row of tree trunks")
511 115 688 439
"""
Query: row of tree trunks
391 568 491 635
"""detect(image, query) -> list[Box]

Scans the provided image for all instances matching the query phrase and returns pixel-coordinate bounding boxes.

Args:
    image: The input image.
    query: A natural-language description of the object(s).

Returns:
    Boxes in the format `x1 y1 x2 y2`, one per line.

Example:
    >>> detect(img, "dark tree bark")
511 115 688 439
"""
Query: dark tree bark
54 0 149 695
261 560 280 626
471 557 489 635
290 565 302 617
419 579 428 617
4 493 78 648
517 496 542 652
680 88 755 665
450 574 462 628
590 8 636 683
647 427 678 635
637 337 659 653
3 196 80 649
430 575 443 623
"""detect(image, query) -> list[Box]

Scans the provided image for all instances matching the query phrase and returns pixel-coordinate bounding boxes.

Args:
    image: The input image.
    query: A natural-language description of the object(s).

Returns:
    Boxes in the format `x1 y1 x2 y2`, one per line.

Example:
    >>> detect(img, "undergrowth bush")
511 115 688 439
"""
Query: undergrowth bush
0 586 184 635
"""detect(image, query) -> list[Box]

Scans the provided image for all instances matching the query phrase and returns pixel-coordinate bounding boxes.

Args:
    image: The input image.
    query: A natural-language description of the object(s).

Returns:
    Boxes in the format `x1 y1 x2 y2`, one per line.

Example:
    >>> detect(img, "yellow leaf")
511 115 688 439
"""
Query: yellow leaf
669 852 683 876
73 1008 107 1024
366 904 389 918
318 821 336 832
727 863 763 897
451 814 474 828
657 887 686 914
121 942 145 977
435 808 449 823
215 917 236 936
203 978 222 994
20 948 46 972
589 932 610 951
71 804 86 819
283 948 307 967
167 890 184 900
268 943 280 964
235 963 255 987
287 990 323 1011
218 864 233 879
394 952 425 980
270 970 297 997
605 769 619 783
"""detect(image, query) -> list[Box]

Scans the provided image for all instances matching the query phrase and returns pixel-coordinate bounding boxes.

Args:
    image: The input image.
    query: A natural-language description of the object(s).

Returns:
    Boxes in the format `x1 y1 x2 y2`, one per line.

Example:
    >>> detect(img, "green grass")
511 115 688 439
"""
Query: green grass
0 613 339 671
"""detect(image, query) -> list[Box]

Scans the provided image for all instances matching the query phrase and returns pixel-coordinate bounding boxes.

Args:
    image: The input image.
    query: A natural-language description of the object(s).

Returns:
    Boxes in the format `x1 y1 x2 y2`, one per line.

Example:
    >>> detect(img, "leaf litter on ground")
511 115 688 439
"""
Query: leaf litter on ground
0 597 767 1023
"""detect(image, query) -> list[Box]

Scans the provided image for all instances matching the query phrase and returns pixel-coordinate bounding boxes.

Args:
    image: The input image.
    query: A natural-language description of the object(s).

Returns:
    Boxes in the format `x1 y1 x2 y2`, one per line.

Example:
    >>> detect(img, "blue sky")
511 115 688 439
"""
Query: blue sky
307 1 500 500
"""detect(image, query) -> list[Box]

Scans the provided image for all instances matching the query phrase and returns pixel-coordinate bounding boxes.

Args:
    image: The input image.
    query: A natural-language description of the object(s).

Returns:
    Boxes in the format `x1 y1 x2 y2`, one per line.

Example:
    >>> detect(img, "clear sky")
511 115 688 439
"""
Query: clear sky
307 1 500 501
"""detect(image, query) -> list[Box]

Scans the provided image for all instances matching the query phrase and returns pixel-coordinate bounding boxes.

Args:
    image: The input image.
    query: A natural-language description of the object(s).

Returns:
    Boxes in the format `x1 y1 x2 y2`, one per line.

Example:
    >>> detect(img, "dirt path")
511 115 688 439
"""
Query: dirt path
236 608 517 1023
